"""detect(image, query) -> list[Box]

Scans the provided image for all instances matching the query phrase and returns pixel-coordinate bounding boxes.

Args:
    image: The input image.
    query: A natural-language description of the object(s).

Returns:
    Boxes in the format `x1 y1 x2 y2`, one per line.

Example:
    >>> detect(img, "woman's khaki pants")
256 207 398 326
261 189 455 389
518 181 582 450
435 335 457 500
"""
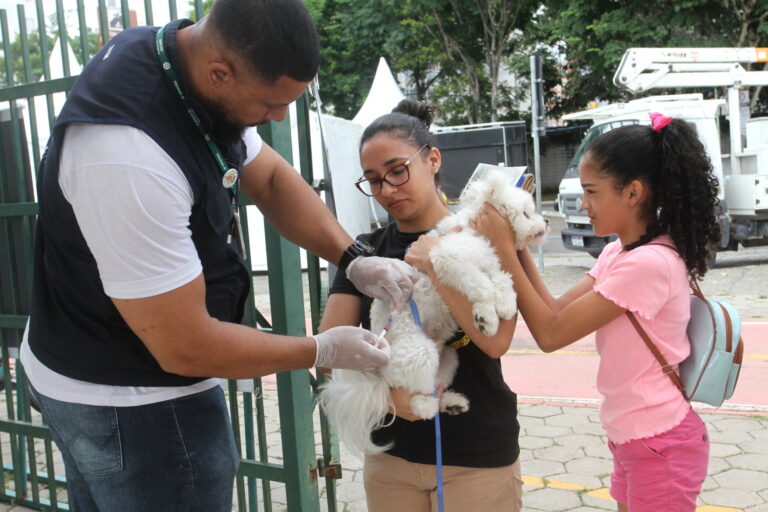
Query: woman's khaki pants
364 452 523 512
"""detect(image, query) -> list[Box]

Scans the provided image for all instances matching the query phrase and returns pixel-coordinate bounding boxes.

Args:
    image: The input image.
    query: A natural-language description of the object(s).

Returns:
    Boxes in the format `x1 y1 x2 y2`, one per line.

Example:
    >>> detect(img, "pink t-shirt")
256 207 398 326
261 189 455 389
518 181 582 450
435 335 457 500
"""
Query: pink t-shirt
587 236 691 444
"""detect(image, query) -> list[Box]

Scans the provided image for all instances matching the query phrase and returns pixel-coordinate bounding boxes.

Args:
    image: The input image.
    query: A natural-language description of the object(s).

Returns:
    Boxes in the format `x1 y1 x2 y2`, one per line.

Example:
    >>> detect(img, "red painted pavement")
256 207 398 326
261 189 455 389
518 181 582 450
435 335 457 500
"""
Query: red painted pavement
260 317 768 411
503 320 768 409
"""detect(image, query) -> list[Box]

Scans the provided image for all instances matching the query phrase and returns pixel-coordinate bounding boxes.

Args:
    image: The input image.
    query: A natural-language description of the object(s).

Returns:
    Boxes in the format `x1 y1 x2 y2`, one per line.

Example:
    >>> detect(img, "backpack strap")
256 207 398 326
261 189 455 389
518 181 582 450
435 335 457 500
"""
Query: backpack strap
625 311 688 399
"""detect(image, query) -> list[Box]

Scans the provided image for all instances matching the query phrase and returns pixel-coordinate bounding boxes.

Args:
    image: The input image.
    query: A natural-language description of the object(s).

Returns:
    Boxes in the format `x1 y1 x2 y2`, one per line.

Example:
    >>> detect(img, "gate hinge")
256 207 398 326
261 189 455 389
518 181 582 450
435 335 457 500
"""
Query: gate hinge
317 457 343 479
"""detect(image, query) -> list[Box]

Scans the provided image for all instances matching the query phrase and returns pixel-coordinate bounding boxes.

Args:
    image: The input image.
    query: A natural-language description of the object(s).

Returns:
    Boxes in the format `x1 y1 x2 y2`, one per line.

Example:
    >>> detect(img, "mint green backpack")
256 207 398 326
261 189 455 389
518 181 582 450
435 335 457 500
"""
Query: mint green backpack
627 279 744 408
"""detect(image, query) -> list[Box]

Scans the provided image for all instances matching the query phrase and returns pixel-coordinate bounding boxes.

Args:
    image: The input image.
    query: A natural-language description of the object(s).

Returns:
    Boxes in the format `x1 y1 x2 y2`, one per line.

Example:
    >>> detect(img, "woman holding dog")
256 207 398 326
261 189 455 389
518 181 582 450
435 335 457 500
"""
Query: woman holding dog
414 115 719 511
319 99 524 511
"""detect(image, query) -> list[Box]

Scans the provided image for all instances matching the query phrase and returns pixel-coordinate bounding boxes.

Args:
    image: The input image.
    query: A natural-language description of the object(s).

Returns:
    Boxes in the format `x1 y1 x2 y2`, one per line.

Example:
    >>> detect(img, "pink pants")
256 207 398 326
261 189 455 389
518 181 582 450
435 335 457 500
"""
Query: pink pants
608 408 709 511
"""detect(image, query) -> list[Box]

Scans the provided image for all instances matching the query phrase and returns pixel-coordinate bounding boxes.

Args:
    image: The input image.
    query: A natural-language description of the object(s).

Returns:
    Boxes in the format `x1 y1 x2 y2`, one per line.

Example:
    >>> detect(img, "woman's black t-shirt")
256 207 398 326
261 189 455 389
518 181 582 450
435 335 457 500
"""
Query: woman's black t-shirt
329 222 520 468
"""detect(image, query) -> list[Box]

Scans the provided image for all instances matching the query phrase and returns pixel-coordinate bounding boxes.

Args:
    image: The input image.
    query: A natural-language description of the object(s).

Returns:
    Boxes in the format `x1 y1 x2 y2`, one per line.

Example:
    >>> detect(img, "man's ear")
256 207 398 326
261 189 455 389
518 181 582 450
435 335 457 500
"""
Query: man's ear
208 60 233 87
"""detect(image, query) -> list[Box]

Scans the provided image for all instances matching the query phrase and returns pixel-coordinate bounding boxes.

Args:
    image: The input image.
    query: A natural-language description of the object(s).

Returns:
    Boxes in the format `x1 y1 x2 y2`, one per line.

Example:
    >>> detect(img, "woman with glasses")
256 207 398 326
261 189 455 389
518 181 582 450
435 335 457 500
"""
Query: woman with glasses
318 99 523 511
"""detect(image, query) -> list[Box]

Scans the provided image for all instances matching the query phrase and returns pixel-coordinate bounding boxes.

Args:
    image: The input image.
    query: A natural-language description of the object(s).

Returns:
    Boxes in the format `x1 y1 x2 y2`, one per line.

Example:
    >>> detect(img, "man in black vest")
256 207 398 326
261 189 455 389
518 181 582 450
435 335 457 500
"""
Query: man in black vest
21 0 412 510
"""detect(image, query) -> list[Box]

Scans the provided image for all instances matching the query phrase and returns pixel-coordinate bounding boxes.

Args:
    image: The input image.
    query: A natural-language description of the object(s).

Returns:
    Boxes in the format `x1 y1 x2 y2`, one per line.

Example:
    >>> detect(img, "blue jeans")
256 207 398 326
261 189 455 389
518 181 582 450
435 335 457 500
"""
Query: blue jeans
31 385 239 511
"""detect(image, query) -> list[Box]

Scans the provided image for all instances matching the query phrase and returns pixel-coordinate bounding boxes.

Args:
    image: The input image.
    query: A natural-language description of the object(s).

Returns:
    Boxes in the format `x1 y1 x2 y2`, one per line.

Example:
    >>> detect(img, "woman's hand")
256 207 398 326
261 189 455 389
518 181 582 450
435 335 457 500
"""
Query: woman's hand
388 385 444 422
404 234 441 275
472 203 517 254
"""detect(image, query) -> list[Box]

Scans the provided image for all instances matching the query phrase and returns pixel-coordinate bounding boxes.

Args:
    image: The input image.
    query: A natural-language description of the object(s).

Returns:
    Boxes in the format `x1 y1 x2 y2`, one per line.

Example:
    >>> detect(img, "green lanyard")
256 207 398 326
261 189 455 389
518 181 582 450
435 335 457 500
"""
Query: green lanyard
156 26 246 256
155 26 239 204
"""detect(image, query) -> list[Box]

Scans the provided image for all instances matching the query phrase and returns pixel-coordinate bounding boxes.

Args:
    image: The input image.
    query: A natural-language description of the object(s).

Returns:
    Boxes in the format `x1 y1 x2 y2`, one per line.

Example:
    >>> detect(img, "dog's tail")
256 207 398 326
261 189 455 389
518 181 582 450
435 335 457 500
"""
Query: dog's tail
318 369 393 455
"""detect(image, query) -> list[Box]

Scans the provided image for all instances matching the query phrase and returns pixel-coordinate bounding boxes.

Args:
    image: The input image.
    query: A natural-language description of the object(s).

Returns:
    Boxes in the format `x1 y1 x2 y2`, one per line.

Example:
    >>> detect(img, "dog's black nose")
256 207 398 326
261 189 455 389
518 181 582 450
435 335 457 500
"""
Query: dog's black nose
545 219 549 226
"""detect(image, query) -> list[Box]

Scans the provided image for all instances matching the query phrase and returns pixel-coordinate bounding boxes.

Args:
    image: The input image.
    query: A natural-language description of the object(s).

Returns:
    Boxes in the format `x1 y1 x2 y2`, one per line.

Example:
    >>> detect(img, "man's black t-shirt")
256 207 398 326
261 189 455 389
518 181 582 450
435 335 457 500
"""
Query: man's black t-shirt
329 222 520 468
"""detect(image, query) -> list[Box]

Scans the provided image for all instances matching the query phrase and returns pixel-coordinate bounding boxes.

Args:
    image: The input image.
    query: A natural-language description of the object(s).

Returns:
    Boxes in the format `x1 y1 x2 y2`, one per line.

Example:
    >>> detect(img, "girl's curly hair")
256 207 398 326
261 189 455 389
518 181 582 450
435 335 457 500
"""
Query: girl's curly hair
585 120 721 280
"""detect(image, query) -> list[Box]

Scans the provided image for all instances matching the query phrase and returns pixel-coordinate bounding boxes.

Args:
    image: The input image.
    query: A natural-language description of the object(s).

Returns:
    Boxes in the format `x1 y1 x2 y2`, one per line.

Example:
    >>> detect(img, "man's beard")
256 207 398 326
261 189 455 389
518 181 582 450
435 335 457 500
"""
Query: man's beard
198 96 246 145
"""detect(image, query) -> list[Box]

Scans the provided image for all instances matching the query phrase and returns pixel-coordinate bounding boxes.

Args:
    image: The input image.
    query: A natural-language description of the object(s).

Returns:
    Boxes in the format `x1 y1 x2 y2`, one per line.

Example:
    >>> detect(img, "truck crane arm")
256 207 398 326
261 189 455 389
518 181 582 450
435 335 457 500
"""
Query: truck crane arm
613 47 768 93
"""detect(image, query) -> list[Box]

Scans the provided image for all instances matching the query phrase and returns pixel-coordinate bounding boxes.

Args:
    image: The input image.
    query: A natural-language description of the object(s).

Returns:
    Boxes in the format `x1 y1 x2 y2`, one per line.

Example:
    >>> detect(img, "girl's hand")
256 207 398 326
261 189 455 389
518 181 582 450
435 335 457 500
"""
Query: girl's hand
404 234 441 274
472 203 517 252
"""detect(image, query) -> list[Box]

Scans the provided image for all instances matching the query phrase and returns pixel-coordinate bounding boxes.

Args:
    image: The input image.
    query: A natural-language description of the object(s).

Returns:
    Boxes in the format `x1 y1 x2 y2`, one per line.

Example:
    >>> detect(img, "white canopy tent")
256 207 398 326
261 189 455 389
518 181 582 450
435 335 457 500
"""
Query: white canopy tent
352 57 405 127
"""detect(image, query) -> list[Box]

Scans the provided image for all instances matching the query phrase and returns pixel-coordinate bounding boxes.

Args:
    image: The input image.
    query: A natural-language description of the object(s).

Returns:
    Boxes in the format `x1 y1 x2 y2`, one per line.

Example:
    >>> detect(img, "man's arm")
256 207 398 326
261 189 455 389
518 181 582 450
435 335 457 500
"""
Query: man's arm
113 274 388 377
239 143 352 266
113 274 316 378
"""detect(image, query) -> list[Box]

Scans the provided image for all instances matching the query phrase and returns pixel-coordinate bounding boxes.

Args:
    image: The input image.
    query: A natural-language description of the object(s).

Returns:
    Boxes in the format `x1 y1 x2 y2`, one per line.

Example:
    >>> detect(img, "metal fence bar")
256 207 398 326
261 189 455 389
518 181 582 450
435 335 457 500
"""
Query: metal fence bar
120 0 131 30
295 93 340 511
1 10 13 86
97 0 108 47
34 0 55 132
168 0 178 21
192 0 204 20
259 116 322 511
143 0 154 26
18 4 42 167
53 0 70 78
241 390 258 512
0 77 78 102
76 0 89 67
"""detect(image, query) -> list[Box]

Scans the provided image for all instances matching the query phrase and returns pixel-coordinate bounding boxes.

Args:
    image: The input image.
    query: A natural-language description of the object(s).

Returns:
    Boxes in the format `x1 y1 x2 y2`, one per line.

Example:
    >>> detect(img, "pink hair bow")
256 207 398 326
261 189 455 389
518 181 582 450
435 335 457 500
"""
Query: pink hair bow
650 112 673 133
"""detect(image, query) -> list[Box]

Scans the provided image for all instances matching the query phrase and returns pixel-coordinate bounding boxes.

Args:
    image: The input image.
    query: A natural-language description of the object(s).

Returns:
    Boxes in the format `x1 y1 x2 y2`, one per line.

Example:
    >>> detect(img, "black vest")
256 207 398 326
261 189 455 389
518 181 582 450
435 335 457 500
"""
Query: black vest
28 20 251 386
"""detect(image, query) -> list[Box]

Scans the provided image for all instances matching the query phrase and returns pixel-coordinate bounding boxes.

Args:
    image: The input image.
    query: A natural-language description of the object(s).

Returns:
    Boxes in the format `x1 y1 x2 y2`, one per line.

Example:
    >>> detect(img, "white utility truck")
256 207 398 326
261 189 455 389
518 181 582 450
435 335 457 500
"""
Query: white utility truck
557 47 768 257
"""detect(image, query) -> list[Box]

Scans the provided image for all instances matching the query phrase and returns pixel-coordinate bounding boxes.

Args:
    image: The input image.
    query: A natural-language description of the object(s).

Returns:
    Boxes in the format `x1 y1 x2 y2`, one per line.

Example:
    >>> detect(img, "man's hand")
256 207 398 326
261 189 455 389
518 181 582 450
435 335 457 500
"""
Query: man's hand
312 326 390 371
346 256 417 310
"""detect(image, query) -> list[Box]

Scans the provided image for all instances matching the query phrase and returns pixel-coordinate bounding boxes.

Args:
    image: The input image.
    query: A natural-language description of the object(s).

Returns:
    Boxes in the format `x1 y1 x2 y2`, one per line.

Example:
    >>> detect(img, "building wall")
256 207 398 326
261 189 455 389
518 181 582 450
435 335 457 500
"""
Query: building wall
537 137 580 193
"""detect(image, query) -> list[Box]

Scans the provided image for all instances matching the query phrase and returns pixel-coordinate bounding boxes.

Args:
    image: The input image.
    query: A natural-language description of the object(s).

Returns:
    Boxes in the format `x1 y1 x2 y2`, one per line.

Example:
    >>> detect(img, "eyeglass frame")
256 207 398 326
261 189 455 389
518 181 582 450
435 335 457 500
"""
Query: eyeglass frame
354 143 431 197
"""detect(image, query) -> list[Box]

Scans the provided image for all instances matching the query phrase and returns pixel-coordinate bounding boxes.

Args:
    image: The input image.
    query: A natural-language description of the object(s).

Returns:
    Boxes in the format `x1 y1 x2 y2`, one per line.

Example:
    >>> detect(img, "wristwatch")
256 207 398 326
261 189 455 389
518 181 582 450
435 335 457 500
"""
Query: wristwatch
338 240 375 273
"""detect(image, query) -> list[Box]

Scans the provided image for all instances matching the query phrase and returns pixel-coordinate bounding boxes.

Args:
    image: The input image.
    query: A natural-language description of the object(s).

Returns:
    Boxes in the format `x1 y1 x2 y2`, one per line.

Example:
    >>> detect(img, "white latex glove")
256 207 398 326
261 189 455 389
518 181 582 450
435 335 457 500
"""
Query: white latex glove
312 326 391 371
345 256 416 310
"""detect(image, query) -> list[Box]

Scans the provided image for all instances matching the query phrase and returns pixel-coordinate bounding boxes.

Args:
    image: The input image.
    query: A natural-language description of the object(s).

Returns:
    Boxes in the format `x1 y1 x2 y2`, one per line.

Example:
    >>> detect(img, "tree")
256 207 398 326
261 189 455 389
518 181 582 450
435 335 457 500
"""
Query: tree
307 0 393 118
408 0 539 123
722 0 768 110
537 0 760 114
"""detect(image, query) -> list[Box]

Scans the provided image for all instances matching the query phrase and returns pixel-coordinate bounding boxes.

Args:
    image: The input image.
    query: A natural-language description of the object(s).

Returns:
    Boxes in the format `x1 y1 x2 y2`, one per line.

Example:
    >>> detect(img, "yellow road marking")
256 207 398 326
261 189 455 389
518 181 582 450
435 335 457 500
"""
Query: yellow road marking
526 477 755 511
696 507 751 512
507 349 597 356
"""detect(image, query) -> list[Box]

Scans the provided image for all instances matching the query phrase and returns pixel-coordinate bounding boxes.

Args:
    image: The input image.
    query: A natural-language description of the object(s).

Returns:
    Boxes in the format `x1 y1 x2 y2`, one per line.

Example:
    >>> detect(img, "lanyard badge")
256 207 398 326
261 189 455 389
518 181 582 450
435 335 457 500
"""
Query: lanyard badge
156 26 246 257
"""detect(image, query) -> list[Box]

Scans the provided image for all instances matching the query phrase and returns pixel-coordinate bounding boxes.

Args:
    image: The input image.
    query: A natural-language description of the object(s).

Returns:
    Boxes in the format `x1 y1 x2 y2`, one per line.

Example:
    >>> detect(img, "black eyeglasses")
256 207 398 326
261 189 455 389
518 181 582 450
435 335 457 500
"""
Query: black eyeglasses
354 144 430 197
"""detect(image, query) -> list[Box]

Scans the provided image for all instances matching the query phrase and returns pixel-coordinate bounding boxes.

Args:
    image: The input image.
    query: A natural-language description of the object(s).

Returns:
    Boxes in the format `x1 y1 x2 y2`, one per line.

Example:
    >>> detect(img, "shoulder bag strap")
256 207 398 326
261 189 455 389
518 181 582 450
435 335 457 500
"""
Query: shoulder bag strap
625 311 688 399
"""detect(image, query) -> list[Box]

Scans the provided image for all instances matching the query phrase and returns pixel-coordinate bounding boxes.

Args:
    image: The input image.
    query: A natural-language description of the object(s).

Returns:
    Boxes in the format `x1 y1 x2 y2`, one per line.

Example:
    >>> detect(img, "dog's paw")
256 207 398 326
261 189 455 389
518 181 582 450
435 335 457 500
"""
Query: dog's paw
495 295 518 320
410 394 440 419
473 302 499 336
440 391 469 415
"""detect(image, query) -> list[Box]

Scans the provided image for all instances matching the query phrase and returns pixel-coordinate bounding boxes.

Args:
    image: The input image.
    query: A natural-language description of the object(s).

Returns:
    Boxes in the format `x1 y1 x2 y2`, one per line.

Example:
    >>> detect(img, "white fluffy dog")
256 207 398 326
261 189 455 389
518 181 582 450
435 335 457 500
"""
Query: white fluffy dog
319 169 548 454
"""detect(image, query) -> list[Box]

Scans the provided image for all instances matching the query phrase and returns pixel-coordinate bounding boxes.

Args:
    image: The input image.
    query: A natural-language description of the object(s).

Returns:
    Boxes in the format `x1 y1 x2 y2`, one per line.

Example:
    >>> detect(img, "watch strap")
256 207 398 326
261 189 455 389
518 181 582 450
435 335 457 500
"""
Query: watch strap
338 240 374 273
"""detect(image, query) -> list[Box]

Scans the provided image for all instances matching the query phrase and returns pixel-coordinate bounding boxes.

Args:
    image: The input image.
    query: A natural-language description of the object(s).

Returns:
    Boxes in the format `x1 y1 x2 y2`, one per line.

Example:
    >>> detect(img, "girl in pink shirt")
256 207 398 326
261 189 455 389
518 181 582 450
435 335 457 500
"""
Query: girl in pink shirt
407 114 721 511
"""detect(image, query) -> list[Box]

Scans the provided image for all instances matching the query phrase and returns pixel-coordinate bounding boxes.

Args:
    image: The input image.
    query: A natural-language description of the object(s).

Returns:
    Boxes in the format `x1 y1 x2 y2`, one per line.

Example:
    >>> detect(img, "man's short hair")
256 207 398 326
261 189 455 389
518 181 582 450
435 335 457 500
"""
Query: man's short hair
208 0 320 83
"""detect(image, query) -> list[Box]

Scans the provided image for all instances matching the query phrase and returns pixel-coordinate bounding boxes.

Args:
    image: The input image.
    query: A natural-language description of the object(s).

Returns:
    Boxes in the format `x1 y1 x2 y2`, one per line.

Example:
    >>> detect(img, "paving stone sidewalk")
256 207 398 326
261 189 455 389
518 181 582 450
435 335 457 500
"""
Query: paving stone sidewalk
1 385 765 512
326 402 768 512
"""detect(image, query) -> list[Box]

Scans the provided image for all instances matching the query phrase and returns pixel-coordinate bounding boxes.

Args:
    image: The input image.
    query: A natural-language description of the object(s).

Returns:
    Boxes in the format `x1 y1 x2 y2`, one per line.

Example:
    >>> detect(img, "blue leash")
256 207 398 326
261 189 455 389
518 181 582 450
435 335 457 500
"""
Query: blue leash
433 388 445 512
408 298 445 512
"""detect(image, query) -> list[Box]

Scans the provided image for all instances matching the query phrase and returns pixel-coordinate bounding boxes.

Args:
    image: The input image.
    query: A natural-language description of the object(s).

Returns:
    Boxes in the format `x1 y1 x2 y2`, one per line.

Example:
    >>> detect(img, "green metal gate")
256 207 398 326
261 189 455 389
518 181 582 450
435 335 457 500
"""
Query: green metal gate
0 1 340 510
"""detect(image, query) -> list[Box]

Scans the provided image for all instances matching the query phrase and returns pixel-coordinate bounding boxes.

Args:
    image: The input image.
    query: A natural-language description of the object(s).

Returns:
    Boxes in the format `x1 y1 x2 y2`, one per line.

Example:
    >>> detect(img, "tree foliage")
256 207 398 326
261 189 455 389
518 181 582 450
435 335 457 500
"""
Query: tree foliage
540 0 768 114
309 0 767 122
